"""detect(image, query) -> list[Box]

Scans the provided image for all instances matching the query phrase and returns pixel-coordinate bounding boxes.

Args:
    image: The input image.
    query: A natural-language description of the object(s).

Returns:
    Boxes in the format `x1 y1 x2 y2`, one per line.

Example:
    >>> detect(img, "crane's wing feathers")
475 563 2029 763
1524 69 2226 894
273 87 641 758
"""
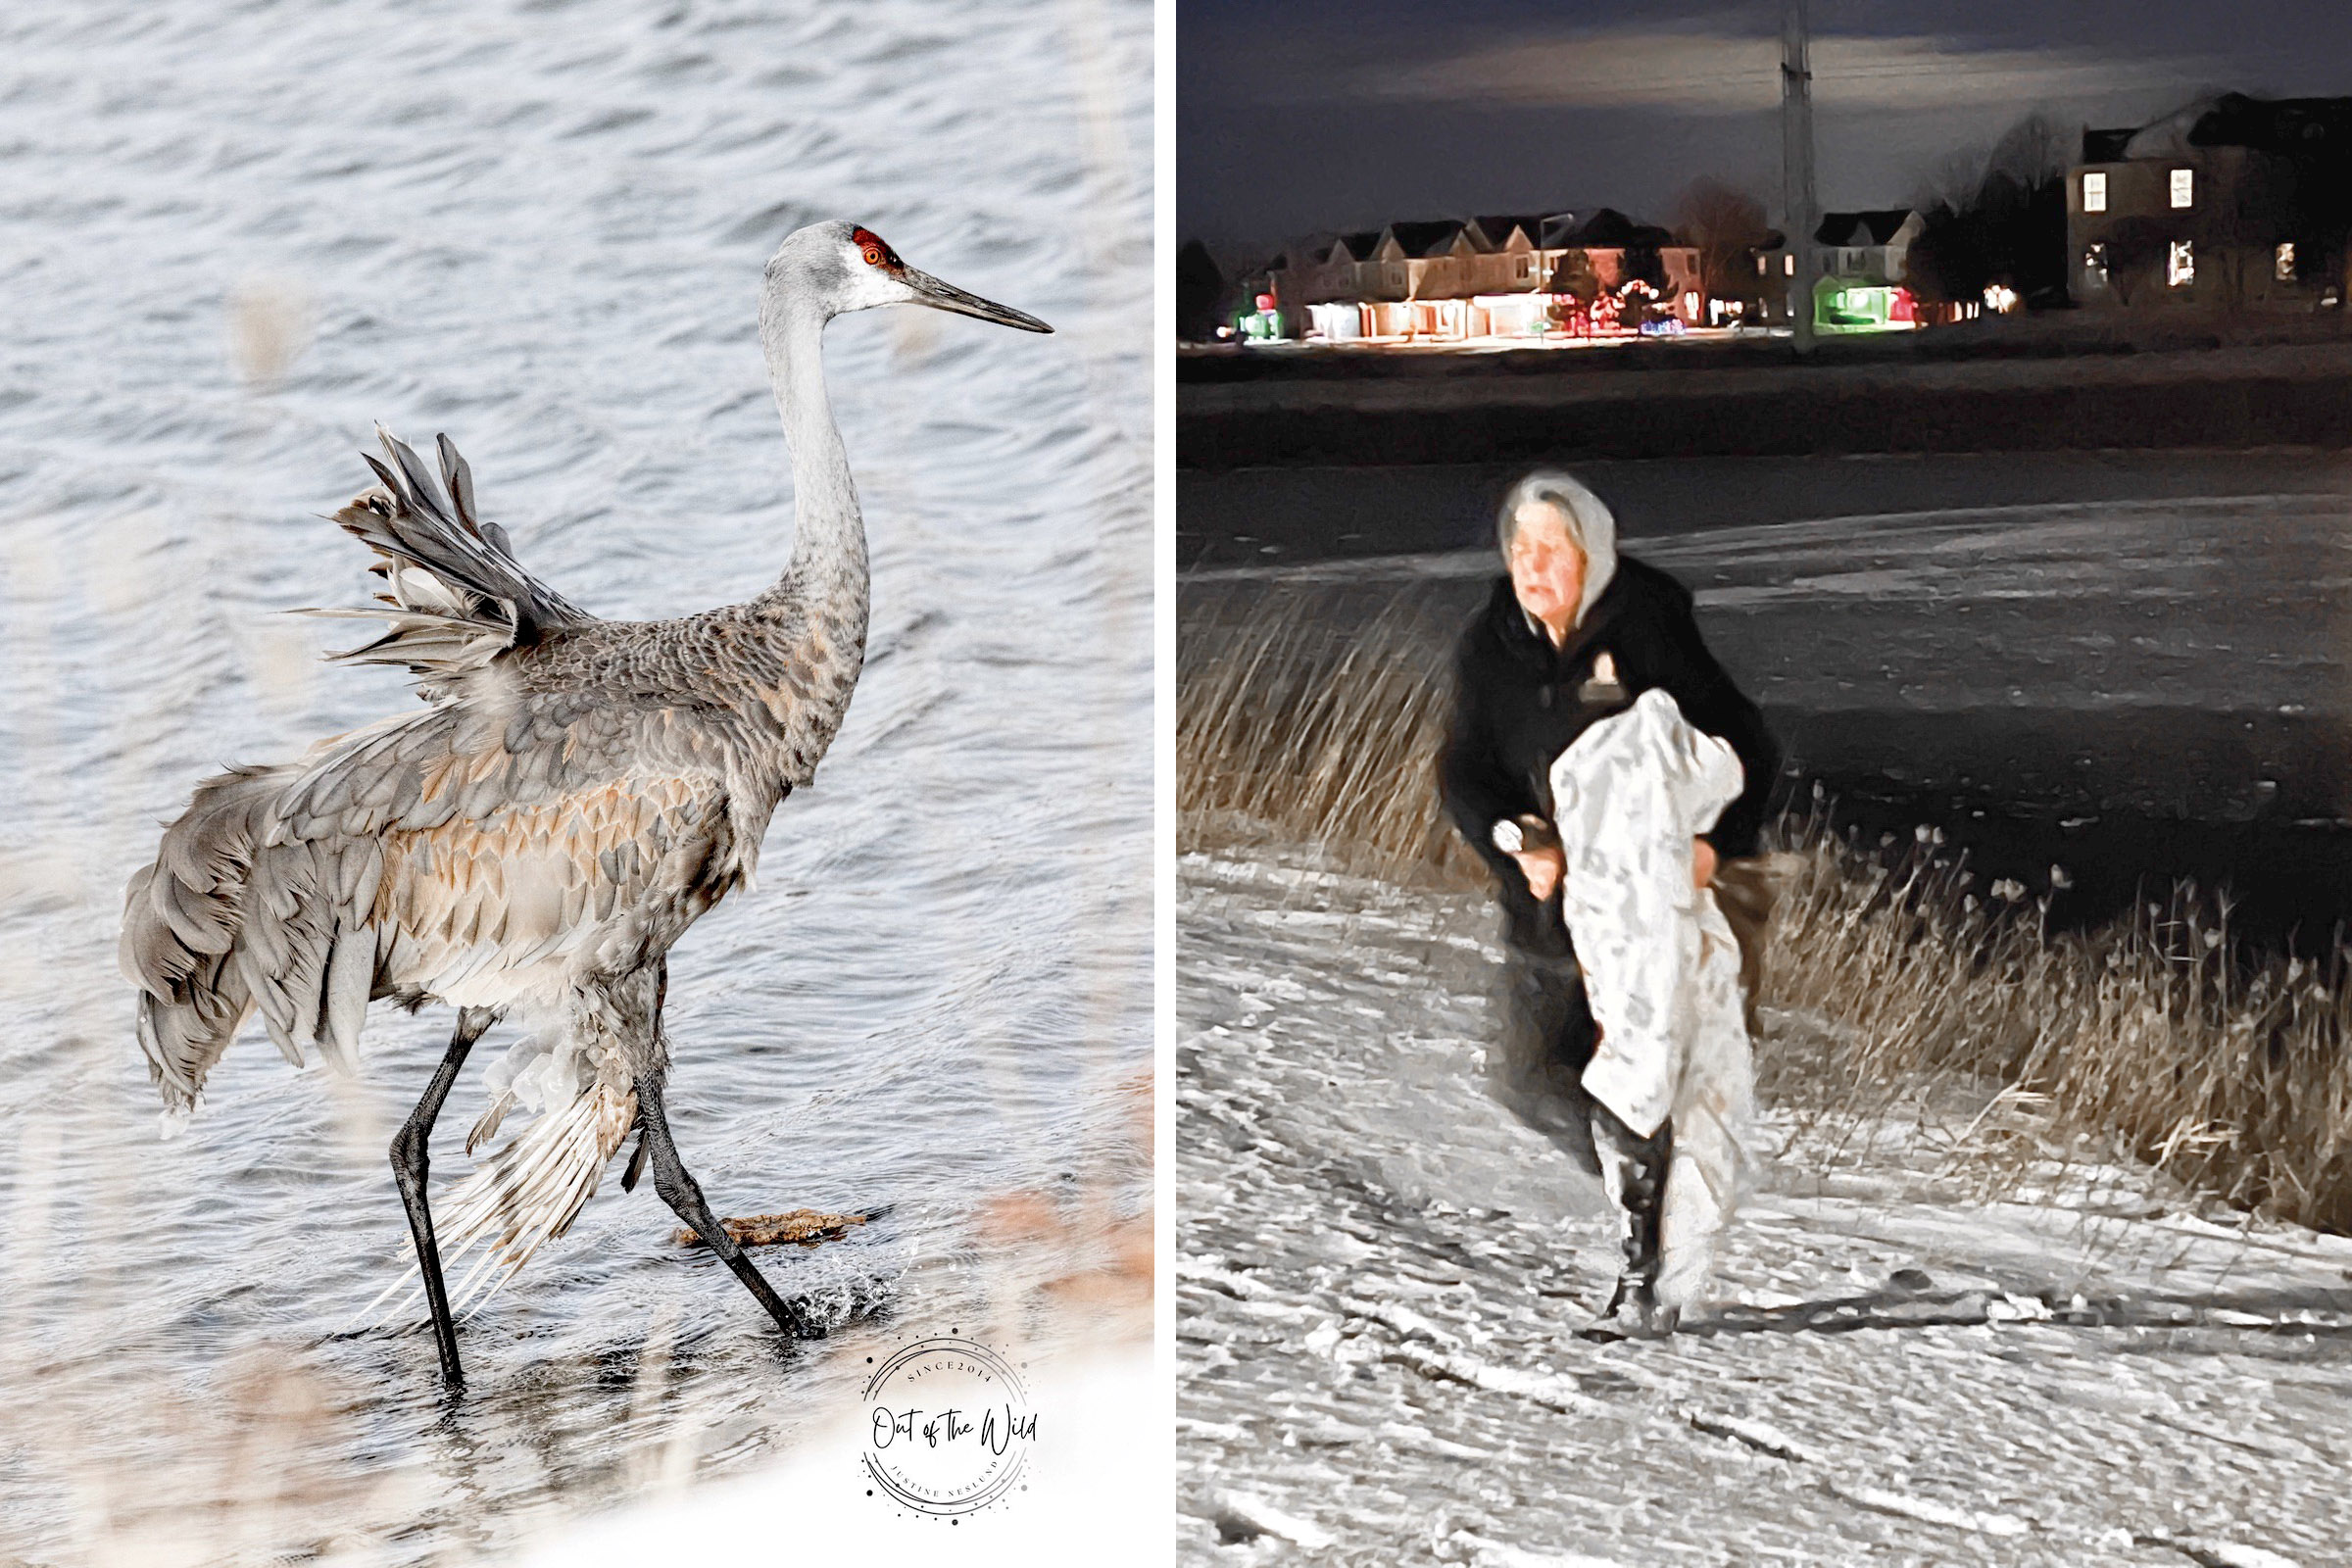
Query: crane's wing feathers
122 701 748 1105
276 705 742 1020
270 697 739 845
311 427 596 697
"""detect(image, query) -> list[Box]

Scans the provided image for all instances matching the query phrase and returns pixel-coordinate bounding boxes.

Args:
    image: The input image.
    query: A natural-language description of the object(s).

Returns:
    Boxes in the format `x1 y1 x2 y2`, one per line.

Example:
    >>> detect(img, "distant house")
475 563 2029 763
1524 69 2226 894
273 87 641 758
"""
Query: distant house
1751 211 1926 331
1259 232 1381 338
1550 209 1678 285
1381 220 1477 290
1273 220 1473 338
1736 227 1788 321
1814 210 1925 286
1545 210 1704 321
1264 206 1706 345
1329 231 1384 299
1464 214 1569 294
1281 231 1380 305
1753 211 1923 291
1814 209 1926 330
2071 93 2352 310
1271 220 1485 337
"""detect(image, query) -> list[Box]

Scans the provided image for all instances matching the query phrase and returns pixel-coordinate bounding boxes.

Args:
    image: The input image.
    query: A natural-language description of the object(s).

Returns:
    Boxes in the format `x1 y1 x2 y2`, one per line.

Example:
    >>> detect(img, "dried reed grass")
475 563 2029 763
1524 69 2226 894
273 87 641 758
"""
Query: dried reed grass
1178 582 1476 880
1179 582 2352 1233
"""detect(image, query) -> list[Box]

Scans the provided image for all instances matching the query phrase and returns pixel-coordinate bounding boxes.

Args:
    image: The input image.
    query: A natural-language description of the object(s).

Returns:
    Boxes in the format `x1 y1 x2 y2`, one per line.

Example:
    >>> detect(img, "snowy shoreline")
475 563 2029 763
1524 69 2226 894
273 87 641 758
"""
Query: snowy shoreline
1178 850 2352 1567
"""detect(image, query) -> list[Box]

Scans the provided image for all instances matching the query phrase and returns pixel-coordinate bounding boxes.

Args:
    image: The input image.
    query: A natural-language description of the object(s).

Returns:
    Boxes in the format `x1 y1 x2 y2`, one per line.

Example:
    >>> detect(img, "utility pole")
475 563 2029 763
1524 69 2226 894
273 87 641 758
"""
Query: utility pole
1781 0 1817 353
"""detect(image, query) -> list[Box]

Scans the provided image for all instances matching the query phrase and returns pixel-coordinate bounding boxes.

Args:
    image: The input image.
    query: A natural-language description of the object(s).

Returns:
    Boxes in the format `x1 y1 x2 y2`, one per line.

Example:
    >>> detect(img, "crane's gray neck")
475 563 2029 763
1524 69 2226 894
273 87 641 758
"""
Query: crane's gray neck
745 292 870 785
758 298 869 616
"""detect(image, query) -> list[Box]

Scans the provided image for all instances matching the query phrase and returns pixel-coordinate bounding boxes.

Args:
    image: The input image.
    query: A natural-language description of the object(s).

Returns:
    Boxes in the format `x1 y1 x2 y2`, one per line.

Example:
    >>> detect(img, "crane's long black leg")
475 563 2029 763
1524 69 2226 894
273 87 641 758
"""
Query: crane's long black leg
634 1070 822 1340
391 1006 497 1389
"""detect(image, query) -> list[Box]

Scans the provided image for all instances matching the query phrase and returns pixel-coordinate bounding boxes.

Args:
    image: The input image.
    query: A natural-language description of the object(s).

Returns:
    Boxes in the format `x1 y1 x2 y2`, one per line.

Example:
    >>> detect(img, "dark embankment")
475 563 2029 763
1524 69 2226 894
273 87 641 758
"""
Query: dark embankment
1179 334 2352 469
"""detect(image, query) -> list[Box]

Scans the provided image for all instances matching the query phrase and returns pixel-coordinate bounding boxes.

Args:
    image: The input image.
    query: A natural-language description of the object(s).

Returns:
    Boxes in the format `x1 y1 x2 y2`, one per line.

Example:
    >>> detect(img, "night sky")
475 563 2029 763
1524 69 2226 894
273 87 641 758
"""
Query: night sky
1180 0 2352 255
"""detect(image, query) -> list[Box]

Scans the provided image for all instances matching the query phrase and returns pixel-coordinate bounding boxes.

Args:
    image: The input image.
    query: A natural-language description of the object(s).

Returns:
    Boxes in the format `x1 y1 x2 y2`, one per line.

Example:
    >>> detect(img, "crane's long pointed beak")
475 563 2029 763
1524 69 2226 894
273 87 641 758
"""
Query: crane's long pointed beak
902 269 1053 333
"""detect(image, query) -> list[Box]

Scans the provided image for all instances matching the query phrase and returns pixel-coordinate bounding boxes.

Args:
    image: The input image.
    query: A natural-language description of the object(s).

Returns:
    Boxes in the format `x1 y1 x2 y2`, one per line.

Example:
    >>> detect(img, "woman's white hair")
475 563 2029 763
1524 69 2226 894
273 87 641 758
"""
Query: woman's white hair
1497 469 1618 627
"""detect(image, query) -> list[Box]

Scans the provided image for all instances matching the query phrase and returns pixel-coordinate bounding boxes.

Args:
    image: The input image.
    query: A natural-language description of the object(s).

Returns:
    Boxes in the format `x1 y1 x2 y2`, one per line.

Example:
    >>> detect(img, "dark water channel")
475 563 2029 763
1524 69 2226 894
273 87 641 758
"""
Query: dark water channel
1183 452 2352 952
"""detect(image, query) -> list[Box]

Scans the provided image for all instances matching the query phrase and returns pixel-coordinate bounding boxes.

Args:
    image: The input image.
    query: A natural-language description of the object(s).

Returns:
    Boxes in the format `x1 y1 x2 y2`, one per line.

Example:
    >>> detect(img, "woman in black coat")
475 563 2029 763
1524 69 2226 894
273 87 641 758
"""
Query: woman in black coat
1438 469 1779 1325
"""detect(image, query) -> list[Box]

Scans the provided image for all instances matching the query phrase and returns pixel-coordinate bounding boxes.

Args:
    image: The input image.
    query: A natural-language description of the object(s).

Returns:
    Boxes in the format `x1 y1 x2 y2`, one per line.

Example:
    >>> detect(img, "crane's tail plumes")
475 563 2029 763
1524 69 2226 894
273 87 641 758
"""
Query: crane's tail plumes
359 1080 637 1329
306 428 593 698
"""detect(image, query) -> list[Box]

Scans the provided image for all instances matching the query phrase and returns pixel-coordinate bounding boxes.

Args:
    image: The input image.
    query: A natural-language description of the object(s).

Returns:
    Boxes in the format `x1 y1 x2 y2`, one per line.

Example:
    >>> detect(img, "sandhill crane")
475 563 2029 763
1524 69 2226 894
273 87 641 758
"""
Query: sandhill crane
119 220 1051 1388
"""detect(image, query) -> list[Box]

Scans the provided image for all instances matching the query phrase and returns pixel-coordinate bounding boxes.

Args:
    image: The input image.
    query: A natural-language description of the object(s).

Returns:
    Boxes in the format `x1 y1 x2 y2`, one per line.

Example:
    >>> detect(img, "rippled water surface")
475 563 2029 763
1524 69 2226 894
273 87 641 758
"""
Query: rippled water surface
0 0 1151 1558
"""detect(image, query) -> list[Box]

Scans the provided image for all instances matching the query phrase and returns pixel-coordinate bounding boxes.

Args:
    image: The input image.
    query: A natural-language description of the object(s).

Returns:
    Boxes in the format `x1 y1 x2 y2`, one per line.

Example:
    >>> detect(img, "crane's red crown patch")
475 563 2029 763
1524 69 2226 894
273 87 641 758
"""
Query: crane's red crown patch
852 226 902 270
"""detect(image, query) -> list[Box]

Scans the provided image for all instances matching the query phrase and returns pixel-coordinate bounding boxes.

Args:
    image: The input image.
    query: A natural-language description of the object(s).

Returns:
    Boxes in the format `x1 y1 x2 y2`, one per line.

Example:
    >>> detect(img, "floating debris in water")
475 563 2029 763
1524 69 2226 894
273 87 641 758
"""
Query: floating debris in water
673 1209 874 1250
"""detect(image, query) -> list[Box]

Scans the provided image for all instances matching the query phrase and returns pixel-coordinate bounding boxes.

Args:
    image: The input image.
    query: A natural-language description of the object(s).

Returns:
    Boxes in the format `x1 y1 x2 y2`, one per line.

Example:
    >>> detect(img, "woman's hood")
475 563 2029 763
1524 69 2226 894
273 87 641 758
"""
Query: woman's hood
1497 469 1619 627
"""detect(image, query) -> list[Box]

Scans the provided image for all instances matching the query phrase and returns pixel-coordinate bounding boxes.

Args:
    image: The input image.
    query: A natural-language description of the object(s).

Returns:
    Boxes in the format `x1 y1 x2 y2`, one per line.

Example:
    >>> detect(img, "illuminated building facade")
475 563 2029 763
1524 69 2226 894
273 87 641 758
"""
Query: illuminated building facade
2069 94 2352 312
1263 211 1704 345
1759 210 1925 333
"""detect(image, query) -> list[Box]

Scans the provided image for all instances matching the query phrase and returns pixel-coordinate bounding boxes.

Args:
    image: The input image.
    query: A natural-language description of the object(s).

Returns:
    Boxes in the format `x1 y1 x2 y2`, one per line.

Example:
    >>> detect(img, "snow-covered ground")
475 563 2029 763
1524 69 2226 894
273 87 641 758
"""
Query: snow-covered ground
1178 850 2352 1568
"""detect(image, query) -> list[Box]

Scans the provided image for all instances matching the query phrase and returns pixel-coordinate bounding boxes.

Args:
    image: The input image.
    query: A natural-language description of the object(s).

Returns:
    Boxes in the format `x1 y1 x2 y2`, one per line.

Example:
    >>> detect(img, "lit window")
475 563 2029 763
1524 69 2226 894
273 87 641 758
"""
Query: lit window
2168 239 2194 286
2277 242 2296 281
1757 254 1769 276
2084 243 2109 286
2082 172 2108 213
2170 168 2193 209
1784 253 1795 276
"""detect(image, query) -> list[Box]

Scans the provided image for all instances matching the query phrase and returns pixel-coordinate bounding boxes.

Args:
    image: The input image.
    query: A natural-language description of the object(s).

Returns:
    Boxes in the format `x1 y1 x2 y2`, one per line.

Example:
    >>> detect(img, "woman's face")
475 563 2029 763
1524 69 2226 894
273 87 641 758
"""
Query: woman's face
1507 502 1586 635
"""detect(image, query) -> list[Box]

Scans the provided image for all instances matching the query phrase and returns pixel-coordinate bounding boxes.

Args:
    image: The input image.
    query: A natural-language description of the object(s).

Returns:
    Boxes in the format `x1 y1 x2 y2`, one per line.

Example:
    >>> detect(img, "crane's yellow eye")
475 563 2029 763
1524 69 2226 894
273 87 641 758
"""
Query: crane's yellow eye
861 246 884 267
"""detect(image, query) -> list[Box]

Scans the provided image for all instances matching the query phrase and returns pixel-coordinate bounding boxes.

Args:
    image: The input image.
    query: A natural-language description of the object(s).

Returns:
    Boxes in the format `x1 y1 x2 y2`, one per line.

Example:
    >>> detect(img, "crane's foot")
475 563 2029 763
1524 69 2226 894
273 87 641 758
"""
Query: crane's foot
634 1072 828 1341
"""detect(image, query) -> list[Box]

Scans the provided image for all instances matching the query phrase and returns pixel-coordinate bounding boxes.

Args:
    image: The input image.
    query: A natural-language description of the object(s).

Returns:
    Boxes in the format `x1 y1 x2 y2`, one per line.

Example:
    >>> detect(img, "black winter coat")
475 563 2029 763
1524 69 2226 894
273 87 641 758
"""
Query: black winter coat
1439 560 1781 957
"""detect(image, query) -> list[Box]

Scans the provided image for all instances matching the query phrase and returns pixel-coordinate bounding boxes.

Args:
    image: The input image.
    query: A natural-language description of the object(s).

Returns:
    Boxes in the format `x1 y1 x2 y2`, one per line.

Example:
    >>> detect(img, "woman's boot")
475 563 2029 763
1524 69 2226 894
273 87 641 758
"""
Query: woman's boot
1592 1104 1675 1334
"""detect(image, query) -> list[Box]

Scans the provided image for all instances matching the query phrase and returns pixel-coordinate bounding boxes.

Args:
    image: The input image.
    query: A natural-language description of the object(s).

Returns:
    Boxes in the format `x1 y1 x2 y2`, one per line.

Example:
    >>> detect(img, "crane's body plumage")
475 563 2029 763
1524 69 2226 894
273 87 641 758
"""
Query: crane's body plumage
118 220 1050 1384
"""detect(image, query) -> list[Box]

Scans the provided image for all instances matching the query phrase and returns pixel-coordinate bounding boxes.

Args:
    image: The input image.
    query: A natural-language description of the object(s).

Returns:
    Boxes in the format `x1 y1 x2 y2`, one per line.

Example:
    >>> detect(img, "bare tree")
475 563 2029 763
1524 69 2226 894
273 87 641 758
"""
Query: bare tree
1669 177 1772 301
1913 144 1989 218
1985 110 2076 192
1908 111 2081 309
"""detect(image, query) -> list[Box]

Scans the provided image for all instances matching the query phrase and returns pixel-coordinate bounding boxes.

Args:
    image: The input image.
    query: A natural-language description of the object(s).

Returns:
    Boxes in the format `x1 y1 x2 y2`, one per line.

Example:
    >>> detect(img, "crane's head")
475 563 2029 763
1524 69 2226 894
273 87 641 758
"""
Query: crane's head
766 220 1053 333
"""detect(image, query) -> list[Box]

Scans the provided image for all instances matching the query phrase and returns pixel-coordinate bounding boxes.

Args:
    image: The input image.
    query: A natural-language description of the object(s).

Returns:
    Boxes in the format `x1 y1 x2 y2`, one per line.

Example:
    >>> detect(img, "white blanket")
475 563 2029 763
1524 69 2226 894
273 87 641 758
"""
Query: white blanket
1548 686 1756 1314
